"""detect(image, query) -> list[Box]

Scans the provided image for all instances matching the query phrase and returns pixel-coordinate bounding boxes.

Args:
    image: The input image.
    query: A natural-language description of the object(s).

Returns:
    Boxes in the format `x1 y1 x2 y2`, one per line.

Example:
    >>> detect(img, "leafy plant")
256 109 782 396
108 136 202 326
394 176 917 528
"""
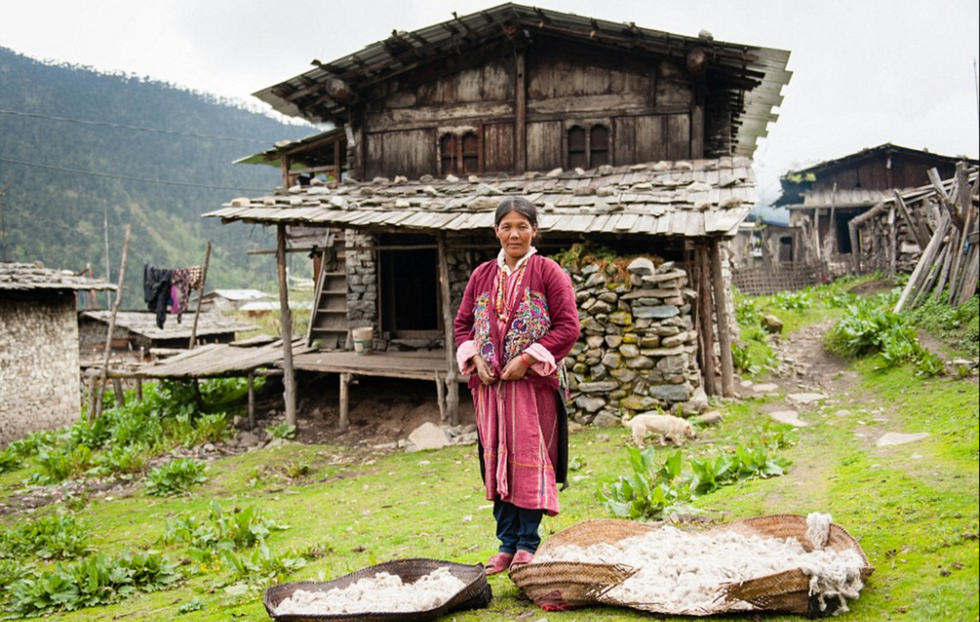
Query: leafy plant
769 290 813 310
0 558 33 591
178 597 206 614
164 502 288 562
5 550 180 616
219 544 306 584
0 514 93 561
265 422 297 440
145 458 207 496
90 443 149 476
32 445 94 483
0 447 21 474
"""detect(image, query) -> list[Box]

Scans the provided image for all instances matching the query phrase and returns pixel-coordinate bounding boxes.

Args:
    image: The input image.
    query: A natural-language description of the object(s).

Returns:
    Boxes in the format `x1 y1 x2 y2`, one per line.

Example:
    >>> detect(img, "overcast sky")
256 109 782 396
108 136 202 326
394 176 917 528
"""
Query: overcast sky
2 0 978 207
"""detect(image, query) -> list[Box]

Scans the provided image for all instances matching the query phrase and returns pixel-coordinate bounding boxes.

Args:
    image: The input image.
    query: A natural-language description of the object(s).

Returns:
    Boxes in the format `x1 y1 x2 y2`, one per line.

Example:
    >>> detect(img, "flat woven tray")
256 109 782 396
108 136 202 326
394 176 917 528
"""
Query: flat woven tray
509 516 873 617
263 558 491 622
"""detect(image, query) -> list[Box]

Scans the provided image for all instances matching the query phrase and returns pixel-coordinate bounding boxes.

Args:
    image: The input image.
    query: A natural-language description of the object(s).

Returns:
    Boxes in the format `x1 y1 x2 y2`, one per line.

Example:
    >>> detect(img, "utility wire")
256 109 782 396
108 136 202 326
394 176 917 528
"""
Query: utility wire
0 155 270 193
0 107 279 144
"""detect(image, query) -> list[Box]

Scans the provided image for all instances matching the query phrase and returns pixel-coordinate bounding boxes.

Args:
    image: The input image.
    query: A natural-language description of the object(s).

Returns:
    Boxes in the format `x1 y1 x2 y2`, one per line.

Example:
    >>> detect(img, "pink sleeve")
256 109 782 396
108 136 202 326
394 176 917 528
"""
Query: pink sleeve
524 343 556 376
456 340 478 375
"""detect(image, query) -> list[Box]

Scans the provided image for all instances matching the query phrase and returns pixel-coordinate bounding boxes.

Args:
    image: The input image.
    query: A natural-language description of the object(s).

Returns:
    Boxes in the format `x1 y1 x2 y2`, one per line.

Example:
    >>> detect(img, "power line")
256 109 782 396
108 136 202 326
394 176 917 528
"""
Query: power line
0 155 270 193
0 108 277 143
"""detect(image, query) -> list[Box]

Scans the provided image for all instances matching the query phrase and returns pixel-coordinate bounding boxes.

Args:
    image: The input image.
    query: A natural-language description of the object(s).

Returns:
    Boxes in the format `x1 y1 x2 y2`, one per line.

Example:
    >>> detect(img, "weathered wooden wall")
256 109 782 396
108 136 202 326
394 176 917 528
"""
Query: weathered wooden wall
360 41 710 178
1 292 81 445
809 154 958 193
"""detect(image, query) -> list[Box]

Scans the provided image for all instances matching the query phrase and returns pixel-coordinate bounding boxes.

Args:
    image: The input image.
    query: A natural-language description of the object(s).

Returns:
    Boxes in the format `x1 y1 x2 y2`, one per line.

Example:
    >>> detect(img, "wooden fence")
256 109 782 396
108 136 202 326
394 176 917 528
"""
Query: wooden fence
732 260 849 295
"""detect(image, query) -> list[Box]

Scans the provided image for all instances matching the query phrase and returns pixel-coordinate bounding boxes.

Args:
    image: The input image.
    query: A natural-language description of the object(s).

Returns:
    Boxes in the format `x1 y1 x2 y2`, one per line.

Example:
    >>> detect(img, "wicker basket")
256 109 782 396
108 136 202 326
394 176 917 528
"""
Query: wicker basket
509 515 873 617
263 558 491 621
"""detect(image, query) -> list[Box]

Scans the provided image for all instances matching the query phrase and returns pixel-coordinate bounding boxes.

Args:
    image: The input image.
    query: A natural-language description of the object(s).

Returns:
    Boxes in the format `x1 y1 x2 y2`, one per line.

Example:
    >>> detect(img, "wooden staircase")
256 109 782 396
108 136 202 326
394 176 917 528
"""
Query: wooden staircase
306 230 348 350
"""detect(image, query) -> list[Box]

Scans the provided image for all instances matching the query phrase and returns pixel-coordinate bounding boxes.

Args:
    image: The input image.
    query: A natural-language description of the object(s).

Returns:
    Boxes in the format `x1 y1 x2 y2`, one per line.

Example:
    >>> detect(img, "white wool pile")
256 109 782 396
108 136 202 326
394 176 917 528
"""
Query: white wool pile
806 512 833 549
274 567 467 616
533 523 866 615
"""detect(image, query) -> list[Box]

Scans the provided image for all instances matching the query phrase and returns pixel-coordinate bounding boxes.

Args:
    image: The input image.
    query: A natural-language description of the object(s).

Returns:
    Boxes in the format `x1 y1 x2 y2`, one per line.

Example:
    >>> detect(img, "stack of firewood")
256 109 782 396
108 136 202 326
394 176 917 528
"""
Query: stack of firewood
894 162 979 312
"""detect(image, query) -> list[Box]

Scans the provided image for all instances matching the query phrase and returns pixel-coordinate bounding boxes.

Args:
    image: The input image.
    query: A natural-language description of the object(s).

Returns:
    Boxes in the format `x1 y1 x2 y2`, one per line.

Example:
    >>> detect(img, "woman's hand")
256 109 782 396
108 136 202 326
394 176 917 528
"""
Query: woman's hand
472 354 498 386
500 352 535 381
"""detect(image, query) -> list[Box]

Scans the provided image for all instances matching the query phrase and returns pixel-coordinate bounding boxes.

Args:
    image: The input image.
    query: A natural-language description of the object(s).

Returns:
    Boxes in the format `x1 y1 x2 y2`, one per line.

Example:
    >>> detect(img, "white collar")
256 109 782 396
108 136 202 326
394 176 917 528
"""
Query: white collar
496 246 537 276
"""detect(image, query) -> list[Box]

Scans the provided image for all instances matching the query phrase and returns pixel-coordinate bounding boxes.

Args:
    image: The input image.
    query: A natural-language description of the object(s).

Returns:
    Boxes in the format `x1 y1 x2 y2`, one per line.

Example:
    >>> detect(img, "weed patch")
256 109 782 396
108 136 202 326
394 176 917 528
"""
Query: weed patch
0 513 93 561
145 458 207 496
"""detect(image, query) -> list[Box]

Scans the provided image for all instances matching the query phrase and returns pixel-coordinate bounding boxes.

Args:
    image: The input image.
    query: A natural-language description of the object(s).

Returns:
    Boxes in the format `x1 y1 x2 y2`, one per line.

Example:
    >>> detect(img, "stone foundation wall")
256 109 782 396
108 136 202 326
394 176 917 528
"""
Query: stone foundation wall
564 257 706 425
345 229 378 331
0 292 81 445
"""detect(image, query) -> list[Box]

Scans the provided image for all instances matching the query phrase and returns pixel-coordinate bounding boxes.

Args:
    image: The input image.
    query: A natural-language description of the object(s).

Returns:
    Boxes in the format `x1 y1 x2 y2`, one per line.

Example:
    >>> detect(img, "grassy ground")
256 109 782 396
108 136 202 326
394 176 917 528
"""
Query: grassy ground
1 294 977 620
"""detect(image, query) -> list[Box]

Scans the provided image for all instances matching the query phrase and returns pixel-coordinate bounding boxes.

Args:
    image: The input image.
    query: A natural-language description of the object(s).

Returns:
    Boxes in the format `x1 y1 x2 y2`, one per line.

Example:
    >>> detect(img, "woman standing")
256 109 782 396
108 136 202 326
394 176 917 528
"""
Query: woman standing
454 197 580 575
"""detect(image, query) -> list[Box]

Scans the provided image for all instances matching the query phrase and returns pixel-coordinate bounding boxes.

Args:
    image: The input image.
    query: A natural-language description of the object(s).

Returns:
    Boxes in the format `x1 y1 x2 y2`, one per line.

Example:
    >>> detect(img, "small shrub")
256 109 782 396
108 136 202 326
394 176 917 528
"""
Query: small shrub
164 502 288 560
32 445 94 484
0 447 21 474
220 544 306 584
769 290 813 310
194 412 232 445
91 443 149 476
6 550 180 616
0 558 33 591
265 422 297 440
145 458 207 496
0 514 93 561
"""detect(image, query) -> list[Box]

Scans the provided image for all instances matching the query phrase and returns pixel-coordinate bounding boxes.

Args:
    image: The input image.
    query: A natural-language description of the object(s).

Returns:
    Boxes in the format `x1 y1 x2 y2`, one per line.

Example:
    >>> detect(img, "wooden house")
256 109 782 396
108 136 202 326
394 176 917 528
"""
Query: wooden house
775 143 977 268
78 310 256 358
0 262 114 445
206 4 792 424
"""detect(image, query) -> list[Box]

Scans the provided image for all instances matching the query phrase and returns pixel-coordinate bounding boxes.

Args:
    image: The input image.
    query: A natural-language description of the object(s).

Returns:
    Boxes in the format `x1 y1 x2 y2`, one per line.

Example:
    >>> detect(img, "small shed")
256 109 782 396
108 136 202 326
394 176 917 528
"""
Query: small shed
0 261 114 445
775 144 977 266
78 311 256 358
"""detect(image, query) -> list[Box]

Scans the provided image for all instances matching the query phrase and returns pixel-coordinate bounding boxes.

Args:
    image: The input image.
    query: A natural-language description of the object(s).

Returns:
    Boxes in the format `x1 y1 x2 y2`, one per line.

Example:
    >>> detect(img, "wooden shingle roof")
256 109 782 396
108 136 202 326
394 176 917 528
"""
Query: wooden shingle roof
205 157 755 238
80 311 255 340
0 262 116 292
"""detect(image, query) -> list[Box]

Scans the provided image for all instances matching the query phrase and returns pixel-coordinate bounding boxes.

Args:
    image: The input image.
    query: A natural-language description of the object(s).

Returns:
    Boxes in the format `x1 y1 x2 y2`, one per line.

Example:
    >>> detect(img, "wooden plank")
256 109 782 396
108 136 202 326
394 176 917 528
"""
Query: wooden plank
437 233 460 426
895 214 950 312
710 239 735 397
277 224 297 426
927 167 965 230
893 190 930 250
946 162 973 303
696 244 717 396
187 241 211 349
515 52 526 173
339 372 350 429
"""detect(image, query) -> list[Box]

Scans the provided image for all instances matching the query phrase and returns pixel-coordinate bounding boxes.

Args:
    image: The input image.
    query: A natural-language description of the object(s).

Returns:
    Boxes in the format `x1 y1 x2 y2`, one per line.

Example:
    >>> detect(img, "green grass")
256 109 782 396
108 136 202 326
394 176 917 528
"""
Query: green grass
1 290 976 620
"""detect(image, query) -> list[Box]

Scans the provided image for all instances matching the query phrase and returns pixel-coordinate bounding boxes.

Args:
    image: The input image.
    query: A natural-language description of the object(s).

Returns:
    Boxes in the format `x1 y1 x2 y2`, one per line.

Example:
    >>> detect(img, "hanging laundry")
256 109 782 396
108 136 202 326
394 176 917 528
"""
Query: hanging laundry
171 266 203 323
143 264 173 329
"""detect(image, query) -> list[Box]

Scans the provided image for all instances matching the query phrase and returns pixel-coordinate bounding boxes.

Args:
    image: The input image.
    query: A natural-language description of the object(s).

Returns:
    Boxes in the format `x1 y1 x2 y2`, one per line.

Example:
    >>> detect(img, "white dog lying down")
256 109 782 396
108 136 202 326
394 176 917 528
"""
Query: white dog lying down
623 414 696 447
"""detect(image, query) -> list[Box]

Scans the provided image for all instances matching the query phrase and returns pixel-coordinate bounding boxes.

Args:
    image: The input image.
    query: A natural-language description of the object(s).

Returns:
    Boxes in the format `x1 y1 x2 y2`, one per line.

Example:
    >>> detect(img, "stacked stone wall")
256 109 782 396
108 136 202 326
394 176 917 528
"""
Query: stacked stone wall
345 230 378 330
564 257 706 425
0 292 81 445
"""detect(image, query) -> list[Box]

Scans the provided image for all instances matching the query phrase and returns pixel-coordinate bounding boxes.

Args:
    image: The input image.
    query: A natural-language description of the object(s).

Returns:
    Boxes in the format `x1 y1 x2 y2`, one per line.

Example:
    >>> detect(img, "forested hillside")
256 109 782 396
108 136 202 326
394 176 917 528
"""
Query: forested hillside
0 47 311 307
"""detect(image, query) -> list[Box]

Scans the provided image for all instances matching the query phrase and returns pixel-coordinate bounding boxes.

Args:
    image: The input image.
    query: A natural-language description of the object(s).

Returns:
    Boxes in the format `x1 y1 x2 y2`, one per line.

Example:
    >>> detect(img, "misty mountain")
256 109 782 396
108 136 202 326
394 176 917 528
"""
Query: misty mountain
0 46 310 307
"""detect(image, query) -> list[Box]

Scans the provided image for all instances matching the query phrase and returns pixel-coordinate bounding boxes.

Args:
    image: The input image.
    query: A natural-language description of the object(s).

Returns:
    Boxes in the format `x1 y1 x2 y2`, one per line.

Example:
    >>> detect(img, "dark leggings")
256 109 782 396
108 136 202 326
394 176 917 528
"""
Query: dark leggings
493 499 544 554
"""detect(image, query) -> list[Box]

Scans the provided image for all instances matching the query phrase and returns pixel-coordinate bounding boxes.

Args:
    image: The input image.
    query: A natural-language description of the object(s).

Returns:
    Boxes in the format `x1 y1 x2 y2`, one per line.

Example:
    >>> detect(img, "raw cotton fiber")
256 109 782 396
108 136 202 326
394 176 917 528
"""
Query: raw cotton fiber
274 567 467 616
533 514 866 615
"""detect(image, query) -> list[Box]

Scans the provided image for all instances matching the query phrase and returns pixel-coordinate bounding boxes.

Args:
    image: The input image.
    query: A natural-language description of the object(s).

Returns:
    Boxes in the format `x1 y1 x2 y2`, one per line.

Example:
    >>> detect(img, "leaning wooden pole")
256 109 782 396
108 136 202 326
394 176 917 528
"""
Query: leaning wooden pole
93 224 131 420
187 240 211 349
277 224 297 427
696 244 717 396
436 232 460 425
709 239 735 397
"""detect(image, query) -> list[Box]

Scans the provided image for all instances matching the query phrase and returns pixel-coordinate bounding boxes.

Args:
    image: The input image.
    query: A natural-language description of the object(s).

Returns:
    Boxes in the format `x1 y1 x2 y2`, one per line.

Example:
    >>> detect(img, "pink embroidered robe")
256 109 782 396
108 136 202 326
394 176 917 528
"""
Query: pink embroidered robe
454 254 580 515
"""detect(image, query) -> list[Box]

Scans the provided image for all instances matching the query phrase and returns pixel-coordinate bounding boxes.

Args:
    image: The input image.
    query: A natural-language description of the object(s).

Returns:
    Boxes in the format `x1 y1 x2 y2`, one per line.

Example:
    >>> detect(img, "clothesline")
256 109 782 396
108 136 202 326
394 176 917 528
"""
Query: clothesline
143 263 203 328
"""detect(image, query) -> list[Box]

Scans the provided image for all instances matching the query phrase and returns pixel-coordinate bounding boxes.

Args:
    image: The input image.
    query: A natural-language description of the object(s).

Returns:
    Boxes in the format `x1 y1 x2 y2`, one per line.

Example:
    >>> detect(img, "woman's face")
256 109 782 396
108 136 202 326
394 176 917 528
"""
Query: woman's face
495 210 537 261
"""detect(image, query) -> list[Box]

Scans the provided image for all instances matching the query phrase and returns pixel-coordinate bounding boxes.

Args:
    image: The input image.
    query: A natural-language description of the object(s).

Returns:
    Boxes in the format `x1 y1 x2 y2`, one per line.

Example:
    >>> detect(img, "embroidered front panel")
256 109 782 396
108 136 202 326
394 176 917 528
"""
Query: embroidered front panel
503 289 551 364
473 293 497 366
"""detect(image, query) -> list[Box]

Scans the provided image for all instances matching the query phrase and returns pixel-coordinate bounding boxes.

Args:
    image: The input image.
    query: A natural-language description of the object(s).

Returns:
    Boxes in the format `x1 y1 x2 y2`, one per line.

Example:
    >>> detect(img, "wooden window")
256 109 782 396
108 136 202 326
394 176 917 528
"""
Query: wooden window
440 131 481 176
590 125 610 167
461 131 479 174
567 126 586 169
440 133 457 177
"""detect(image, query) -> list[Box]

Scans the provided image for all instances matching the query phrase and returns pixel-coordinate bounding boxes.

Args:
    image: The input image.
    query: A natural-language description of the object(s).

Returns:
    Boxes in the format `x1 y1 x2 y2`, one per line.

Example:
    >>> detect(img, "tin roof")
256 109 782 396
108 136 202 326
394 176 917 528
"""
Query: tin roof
80 311 255 340
0 262 116 292
252 3 791 158
205 157 755 238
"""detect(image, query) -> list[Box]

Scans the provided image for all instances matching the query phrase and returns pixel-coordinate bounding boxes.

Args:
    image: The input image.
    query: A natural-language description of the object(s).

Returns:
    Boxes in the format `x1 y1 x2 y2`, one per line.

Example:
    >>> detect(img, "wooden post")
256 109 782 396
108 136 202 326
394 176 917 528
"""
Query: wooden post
848 219 861 273
339 372 351 429
946 162 971 303
895 214 950 312
277 224 297 426
135 378 143 402
436 232 460 425
696 244 717 396
112 378 125 408
514 52 527 173
435 371 447 423
709 239 735 397
87 369 99 418
887 205 897 278
187 241 211 349
247 369 256 429
94 224 131 420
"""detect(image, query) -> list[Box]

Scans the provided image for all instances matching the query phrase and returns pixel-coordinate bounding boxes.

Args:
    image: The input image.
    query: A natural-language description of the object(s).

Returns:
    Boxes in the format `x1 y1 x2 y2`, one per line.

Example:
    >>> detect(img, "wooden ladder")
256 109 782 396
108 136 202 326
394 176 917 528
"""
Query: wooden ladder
306 229 348 350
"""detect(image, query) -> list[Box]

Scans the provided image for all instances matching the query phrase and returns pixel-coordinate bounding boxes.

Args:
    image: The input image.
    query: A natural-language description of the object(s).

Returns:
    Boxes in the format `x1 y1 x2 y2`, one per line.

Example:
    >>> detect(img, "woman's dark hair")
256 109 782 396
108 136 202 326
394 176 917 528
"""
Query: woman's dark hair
494 196 538 228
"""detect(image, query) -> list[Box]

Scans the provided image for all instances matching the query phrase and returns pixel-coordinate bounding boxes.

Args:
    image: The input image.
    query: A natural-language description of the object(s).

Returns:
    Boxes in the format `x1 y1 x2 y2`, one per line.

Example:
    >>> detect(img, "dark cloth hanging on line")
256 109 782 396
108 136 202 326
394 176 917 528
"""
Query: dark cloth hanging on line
143 264 173 329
